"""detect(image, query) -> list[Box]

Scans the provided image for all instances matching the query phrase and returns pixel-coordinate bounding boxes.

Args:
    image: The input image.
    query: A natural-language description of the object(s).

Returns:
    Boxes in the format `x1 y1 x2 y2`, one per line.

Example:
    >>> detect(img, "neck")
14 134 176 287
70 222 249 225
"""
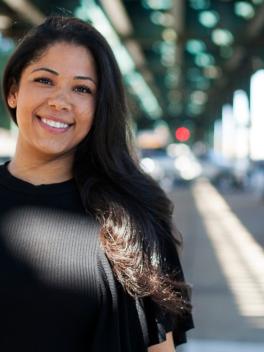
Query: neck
9 141 74 186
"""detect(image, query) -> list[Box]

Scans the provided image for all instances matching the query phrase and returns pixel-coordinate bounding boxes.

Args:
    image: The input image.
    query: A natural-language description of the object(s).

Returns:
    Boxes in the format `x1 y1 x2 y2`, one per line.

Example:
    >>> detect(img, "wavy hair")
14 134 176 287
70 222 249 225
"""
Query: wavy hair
2 16 192 315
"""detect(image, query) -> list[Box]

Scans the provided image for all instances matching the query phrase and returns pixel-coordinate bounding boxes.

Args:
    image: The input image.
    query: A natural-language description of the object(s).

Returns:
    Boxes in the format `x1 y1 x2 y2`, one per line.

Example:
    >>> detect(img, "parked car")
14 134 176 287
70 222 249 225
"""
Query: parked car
248 160 264 202
198 151 248 191
139 147 202 190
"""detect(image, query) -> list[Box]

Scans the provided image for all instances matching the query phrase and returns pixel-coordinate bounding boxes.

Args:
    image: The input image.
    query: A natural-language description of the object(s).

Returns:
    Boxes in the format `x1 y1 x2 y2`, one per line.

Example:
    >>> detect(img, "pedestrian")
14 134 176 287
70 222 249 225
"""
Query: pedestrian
0 16 194 351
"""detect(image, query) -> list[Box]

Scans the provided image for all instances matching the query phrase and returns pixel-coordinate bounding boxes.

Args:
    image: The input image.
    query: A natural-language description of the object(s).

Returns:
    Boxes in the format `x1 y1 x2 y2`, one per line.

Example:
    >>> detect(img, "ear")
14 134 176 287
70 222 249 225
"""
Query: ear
7 84 18 109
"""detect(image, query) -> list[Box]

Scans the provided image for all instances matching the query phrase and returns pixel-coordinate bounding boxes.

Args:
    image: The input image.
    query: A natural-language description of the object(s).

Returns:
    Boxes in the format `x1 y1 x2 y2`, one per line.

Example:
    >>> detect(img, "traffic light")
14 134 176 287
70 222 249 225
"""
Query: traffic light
175 127 191 142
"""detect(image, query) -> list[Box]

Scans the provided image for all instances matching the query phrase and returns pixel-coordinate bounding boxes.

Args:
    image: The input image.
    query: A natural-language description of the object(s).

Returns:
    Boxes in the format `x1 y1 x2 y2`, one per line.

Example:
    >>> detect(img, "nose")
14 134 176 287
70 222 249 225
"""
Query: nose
47 91 72 111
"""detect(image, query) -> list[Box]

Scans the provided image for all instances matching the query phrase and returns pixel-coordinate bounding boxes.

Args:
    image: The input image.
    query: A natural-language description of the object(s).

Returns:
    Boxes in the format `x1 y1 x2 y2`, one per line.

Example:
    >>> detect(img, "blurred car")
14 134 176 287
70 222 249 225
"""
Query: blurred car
198 150 248 191
140 148 176 190
173 152 202 182
139 147 202 190
248 160 264 201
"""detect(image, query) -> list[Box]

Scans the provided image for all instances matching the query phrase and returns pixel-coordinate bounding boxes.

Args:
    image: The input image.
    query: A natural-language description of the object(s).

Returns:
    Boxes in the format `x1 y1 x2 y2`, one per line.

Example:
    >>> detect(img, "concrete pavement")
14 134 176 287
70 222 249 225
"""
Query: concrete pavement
169 179 264 351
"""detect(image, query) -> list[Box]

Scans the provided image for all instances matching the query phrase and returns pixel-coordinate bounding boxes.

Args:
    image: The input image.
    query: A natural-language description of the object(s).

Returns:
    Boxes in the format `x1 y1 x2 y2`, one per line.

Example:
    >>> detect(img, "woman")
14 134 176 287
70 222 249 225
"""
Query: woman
0 16 194 351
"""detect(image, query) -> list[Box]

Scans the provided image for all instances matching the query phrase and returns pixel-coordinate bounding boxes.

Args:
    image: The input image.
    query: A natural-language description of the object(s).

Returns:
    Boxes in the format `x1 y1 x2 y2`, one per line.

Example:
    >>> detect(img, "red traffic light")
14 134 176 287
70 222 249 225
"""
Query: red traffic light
175 127 191 142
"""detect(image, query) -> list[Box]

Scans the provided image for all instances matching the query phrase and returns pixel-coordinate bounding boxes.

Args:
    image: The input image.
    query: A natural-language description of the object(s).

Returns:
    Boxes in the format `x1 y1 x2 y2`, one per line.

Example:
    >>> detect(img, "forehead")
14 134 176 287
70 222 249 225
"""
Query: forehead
25 42 97 78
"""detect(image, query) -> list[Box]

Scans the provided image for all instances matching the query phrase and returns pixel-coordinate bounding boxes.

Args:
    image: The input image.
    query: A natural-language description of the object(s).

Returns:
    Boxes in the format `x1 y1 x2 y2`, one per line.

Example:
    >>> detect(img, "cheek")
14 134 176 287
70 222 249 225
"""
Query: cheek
16 104 31 128
16 91 39 120
77 100 96 131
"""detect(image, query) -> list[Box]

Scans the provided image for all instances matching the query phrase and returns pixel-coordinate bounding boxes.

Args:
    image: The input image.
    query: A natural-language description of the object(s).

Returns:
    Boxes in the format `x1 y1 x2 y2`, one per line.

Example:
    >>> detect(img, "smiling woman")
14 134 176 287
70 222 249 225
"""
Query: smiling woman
7 42 97 181
0 16 194 352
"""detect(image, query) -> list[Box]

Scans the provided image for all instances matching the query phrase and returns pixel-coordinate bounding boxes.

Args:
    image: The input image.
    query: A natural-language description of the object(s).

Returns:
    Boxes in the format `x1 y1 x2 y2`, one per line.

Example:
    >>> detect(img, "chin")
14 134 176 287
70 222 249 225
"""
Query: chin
35 145 74 159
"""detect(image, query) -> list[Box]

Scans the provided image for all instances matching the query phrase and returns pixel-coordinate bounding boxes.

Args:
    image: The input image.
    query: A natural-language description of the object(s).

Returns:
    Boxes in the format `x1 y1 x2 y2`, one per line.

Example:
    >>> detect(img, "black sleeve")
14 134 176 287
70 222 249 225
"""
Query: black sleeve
97 239 194 349
136 249 194 348
137 287 194 348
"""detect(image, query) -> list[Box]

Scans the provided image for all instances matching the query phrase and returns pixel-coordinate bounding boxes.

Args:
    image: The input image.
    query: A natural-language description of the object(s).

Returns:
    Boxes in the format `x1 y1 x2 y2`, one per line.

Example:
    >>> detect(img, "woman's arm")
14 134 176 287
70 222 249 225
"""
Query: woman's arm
147 332 175 352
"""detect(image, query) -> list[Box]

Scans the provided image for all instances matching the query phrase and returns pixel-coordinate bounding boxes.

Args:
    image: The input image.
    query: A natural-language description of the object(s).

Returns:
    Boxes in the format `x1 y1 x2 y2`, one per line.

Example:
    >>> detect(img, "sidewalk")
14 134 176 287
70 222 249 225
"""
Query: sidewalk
170 179 264 350
179 339 264 352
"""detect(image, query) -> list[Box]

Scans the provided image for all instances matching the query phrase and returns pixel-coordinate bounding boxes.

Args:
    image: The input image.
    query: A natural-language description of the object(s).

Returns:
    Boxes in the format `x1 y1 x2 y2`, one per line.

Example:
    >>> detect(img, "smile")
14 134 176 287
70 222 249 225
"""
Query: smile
36 115 73 134
41 117 70 129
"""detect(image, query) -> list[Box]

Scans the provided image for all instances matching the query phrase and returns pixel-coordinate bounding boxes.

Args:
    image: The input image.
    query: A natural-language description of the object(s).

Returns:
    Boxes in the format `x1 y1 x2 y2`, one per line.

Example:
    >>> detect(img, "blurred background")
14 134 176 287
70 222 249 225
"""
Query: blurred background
0 0 264 351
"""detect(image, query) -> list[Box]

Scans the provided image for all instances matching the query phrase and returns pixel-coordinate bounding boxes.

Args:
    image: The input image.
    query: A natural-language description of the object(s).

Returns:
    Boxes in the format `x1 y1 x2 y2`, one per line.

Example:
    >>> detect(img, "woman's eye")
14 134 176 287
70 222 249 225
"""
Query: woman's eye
34 77 52 85
74 86 92 94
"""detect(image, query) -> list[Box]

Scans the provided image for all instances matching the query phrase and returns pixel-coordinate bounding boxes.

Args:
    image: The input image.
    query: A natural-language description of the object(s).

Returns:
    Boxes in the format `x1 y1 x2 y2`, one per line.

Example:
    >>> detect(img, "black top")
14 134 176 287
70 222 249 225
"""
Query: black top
0 162 194 351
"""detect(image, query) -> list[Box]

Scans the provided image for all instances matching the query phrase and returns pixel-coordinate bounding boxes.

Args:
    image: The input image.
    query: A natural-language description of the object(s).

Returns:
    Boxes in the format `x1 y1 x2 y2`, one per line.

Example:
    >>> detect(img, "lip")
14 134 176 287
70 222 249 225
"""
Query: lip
35 115 73 134
37 114 74 125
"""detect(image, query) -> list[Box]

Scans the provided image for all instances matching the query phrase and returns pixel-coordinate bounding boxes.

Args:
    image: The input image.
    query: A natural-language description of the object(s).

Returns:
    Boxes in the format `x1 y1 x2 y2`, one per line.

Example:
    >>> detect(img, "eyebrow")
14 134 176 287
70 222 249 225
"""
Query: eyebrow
31 67 97 85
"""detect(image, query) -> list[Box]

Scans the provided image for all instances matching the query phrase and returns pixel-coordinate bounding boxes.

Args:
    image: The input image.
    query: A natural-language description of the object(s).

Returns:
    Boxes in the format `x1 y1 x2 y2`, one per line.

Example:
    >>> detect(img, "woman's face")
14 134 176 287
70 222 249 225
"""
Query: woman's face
8 41 97 160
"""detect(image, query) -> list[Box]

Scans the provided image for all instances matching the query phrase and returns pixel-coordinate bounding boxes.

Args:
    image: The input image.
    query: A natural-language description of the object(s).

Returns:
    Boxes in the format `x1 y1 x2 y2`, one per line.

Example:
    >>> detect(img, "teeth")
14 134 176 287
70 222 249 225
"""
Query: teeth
41 118 69 129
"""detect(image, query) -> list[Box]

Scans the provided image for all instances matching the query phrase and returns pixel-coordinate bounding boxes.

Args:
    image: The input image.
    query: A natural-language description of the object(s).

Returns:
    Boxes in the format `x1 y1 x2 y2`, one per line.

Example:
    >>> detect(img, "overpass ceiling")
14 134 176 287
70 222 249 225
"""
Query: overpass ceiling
1 0 264 136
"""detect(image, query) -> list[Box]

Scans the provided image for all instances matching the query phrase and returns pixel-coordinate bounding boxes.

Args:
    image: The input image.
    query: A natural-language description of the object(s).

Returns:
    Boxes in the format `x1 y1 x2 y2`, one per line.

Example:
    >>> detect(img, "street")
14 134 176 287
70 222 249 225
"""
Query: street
169 179 264 352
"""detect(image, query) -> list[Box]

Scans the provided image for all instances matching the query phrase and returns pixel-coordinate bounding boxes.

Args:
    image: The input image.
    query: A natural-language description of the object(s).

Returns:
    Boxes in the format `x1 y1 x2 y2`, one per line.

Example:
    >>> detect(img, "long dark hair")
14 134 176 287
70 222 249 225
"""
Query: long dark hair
2 16 191 314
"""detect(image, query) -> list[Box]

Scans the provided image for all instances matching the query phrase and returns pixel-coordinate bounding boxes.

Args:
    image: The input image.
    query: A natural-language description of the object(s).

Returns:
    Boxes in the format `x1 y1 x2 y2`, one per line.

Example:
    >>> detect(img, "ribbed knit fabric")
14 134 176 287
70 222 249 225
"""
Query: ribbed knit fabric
0 162 194 351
